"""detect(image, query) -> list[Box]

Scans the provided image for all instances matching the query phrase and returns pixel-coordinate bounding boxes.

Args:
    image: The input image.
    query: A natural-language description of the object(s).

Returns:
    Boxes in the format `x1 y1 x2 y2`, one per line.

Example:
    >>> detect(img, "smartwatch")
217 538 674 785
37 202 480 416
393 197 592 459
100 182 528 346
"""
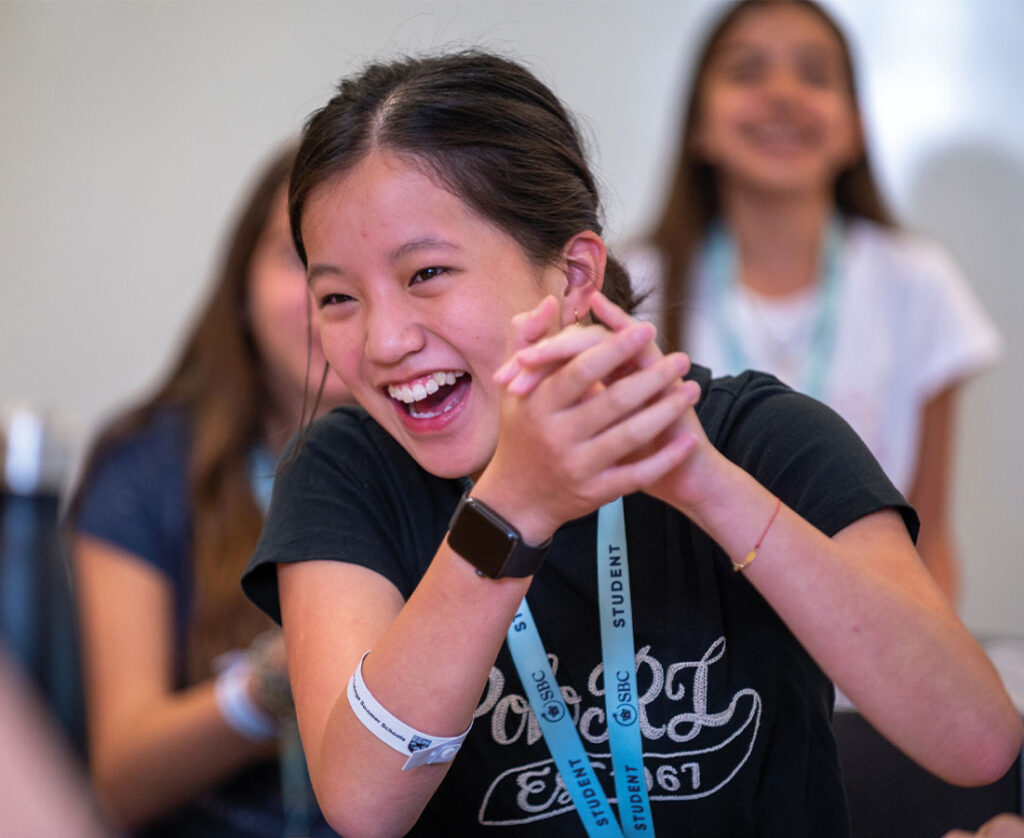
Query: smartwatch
447 494 551 579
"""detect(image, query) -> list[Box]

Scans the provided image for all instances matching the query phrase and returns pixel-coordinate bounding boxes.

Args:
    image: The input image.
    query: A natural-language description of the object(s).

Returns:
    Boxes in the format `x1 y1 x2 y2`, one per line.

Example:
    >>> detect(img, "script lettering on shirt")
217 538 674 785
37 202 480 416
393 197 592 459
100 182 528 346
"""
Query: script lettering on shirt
476 638 763 826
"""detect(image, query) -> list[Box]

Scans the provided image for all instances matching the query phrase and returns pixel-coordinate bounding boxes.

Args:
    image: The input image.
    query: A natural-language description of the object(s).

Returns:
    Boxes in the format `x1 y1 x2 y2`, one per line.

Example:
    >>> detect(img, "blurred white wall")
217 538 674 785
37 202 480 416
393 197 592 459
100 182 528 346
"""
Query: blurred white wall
1 0 1021 636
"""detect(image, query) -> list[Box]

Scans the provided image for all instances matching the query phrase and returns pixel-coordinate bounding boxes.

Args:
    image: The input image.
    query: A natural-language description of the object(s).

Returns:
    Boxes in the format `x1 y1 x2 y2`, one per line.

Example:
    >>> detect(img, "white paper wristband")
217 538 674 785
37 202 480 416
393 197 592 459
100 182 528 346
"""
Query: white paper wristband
215 655 279 742
347 651 471 771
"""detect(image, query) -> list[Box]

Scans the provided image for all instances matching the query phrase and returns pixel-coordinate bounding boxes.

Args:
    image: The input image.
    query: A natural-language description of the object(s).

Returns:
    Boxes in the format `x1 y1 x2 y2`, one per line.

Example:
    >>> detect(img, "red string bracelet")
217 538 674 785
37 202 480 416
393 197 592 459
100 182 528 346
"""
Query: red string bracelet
733 496 782 572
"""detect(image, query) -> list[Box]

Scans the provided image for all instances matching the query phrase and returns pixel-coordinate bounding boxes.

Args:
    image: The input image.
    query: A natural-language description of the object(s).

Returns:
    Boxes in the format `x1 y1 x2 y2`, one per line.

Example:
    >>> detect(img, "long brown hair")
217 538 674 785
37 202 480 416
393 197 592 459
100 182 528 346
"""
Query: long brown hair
72 144 298 683
647 0 893 351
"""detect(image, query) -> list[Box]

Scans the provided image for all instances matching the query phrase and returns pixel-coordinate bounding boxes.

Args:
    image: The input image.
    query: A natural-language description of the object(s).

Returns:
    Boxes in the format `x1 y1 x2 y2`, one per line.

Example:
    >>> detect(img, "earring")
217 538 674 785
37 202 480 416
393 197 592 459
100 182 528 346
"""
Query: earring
574 308 581 325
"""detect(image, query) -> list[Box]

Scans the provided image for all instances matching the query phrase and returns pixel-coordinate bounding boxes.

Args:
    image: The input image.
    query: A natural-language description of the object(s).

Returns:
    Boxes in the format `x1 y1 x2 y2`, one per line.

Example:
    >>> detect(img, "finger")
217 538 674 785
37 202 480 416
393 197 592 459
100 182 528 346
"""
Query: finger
570 384 697 478
511 323 612 369
502 320 656 404
513 294 561 349
591 292 680 373
589 291 633 331
565 354 693 440
495 297 560 383
542 322 659 407
590 429 698 501
504 326 614 396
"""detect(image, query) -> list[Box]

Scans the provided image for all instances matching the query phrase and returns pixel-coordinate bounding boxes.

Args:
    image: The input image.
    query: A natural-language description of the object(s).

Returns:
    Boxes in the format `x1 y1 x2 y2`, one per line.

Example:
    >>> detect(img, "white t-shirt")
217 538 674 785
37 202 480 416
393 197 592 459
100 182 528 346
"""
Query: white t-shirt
628 219 1002 494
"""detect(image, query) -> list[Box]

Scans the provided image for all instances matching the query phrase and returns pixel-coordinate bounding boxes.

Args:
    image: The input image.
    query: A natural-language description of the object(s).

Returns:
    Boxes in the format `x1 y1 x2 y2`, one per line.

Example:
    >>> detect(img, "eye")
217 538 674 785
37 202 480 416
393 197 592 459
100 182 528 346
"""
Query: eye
410 266 447 285
796 51 845 90
720 53 767 85
316 292 354 309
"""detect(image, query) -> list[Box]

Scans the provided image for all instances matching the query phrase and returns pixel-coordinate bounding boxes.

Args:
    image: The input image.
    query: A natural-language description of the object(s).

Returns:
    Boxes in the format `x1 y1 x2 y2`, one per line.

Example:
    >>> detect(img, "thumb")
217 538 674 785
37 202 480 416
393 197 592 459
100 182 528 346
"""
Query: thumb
495 295 561 384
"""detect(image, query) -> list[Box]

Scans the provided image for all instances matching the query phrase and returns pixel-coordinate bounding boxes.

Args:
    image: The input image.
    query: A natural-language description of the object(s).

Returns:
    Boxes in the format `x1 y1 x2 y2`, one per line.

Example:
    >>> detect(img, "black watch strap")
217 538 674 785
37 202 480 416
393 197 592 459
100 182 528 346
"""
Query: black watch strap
447 494 551 579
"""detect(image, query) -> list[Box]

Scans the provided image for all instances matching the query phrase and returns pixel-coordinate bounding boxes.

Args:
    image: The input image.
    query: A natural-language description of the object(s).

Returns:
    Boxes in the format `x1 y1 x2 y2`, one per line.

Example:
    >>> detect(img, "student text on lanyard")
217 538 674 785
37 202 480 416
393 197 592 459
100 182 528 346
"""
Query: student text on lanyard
506 497 654 837
705 212 844 402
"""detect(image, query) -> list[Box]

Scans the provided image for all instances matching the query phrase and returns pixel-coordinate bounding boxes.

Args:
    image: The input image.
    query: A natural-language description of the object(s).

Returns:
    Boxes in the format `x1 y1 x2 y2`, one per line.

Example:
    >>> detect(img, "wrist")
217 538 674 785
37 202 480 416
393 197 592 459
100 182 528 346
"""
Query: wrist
214 654 279 742
658 445 742 529
468 473 558 547
678 459 781 560
447 492 552 579
245 631 294 719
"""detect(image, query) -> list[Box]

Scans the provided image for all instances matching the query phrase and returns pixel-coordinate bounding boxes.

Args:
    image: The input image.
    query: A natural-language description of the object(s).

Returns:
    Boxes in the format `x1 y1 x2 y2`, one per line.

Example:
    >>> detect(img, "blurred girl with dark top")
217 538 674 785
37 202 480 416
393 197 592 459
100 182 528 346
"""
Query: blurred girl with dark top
71 145 348 836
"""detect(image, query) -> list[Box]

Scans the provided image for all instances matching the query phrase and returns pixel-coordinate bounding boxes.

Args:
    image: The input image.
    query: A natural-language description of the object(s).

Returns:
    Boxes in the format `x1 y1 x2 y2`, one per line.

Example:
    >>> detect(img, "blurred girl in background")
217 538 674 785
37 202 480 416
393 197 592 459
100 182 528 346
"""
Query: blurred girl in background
70 144 348 836
631 0 1002 602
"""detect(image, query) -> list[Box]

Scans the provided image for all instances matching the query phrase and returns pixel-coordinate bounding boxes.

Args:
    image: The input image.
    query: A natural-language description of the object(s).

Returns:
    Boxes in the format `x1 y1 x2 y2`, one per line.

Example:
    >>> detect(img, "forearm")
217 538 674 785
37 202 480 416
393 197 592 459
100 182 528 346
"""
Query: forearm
670 458 1021 785
90 681 275 828
304 545 531 837
914 523 960 606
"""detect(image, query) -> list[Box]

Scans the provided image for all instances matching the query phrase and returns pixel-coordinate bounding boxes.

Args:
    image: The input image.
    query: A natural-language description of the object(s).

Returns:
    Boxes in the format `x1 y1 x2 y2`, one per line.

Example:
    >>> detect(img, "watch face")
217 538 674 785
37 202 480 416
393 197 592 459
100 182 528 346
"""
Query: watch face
449 498 516 578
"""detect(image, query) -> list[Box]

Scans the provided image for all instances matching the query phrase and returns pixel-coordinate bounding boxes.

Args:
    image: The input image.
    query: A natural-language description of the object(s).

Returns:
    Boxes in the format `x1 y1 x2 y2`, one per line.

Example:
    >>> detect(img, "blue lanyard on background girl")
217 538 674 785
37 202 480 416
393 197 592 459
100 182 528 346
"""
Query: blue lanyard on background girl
250 445 318 838
705 212 844 402
506 497 654 837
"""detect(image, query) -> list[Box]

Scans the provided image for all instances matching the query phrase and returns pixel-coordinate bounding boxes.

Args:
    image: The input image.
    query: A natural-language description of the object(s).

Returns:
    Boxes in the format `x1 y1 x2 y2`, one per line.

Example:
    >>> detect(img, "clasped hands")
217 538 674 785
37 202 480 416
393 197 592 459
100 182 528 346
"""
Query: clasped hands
480 292 712 544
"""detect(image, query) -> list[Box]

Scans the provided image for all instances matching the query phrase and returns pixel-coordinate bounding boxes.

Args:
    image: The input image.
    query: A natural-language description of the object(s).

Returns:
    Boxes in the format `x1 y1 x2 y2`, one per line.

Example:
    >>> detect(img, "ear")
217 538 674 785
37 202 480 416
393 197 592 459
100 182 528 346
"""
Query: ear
559 230 606 327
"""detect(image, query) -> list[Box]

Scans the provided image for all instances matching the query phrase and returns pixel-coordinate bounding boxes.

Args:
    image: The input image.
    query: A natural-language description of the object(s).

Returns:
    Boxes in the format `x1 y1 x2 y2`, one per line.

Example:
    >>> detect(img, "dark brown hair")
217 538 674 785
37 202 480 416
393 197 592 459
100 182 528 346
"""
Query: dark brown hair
289 49 638 314
647 0 894 351
71 144 298 683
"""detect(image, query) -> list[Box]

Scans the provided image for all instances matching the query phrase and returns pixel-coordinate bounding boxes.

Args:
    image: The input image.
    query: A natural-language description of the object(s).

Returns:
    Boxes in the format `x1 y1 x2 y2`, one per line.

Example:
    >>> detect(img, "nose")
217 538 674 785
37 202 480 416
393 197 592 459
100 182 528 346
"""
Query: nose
763 66 803 103
363 297 425 366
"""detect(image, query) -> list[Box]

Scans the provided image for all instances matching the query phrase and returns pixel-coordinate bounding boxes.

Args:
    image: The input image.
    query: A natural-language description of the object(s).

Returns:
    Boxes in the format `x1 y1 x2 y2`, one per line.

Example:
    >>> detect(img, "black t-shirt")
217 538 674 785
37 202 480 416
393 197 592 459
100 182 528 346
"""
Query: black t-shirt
243 367 917 837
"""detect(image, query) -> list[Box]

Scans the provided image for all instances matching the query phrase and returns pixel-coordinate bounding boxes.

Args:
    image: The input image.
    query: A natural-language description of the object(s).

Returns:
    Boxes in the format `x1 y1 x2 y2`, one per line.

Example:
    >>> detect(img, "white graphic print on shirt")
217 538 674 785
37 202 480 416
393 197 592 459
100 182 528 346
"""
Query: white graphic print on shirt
473 637 762 827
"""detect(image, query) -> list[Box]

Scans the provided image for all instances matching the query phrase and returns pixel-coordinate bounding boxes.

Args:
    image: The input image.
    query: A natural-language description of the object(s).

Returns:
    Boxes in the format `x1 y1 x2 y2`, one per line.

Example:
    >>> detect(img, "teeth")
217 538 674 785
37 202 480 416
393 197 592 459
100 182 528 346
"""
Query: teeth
388 371 464 404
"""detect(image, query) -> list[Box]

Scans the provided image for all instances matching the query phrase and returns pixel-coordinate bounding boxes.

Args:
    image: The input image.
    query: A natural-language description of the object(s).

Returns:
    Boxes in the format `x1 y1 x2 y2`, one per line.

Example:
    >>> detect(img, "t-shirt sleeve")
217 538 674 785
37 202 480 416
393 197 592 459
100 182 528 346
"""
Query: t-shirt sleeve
73 414 190 579
905 241 1003 400
242 409 457 624
699 369 920 542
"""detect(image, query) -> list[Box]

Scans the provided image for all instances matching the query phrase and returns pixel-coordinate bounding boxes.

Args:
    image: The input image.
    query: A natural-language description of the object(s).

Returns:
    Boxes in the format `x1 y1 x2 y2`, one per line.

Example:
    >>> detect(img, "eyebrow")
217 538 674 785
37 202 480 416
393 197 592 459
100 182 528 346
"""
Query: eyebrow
391 236 462 261
306 236 462 284
715 38 836 59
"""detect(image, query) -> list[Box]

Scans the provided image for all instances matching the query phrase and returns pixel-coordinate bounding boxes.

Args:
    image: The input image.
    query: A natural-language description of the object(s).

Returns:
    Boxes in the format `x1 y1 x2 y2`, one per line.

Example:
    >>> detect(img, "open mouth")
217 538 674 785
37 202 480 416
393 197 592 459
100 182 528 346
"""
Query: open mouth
743 122 815 152
387 371 468 419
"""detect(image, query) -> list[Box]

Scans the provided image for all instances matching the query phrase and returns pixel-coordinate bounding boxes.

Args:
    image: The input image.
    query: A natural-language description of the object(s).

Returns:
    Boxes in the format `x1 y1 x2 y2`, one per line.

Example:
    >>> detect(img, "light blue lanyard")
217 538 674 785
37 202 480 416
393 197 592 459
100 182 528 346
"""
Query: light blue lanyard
506 498 653 837
705 212 844 402
248 443 318 837
248 444 275 515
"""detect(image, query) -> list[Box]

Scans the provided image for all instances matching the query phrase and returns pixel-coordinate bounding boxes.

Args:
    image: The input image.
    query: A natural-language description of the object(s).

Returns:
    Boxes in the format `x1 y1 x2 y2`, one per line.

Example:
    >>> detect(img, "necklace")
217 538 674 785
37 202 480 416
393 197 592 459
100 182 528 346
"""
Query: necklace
704 213 844 401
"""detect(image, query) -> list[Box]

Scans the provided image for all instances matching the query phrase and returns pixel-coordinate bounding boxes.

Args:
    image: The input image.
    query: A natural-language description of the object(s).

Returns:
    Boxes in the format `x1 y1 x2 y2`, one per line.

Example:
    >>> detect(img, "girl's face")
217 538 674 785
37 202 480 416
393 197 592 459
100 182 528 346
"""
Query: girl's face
248 189 351 417
692 3 862 200
303 150 568 479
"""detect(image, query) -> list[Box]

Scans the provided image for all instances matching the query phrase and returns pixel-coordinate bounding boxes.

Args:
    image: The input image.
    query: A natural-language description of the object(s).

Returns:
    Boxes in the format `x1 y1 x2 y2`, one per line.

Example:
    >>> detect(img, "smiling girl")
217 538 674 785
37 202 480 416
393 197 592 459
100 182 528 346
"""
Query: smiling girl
632 0 1002 603
242 51 1020 837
